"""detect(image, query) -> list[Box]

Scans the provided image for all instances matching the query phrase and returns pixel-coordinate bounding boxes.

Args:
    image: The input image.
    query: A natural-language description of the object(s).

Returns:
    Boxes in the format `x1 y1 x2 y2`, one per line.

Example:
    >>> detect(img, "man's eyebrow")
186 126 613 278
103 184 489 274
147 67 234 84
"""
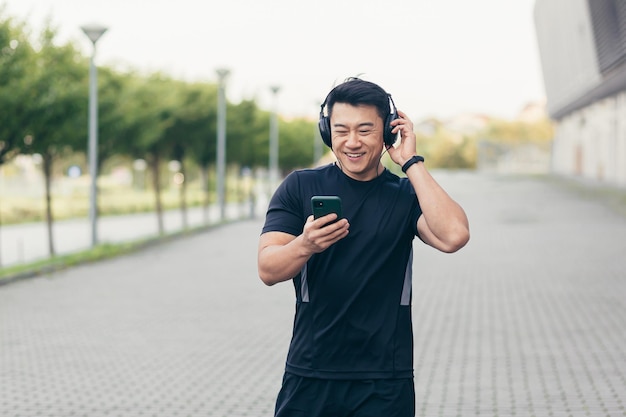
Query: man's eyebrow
333 122 375 128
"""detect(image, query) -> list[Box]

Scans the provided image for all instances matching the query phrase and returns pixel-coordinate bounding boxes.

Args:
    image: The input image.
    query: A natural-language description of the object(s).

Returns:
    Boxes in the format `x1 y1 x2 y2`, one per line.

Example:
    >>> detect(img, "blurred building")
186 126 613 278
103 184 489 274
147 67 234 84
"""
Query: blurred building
534 0 626 186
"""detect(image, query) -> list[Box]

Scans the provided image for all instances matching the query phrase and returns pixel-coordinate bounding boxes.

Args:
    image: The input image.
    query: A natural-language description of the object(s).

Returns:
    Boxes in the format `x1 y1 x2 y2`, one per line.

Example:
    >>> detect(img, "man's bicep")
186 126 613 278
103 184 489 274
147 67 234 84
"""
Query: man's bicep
258 231 300 286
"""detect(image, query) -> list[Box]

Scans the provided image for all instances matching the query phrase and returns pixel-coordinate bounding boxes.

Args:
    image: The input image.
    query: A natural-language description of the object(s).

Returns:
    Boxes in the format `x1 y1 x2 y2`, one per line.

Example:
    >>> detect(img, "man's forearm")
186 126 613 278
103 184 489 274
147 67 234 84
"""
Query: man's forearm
258 234 312 286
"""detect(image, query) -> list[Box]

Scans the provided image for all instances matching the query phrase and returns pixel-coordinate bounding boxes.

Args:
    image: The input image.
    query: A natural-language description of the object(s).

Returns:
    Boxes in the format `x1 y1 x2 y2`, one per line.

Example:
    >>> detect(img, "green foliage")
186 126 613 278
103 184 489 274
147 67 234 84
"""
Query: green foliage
278 117 317 171
96 67 136 168
481 117 554 147
168 81 218 168
20 26 87 158
414 116 554 169
226 99 263 167
415 127 477 170
0 11 344 184
0 11 34 164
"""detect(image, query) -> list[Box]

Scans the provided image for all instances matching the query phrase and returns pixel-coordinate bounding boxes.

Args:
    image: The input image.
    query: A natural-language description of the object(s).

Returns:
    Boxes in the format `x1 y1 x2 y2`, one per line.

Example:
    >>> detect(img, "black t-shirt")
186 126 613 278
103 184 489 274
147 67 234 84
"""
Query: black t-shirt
262 163 422 379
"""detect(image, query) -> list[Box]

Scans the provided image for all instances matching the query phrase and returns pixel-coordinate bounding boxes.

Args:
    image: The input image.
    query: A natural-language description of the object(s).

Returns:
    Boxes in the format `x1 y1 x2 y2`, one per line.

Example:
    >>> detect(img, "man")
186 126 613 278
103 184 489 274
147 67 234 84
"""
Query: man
258 78 469 417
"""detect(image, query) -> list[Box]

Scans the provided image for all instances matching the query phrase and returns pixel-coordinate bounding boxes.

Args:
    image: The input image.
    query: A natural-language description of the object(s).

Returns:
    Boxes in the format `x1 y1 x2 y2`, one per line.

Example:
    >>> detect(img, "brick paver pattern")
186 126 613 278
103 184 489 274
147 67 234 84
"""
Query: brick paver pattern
1 172 625 417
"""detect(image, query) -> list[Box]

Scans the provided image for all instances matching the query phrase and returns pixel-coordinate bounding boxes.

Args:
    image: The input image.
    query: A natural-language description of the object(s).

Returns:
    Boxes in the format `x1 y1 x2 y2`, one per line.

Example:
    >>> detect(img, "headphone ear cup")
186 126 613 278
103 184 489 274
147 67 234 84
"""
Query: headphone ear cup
384 112 399 146
319 115 332 147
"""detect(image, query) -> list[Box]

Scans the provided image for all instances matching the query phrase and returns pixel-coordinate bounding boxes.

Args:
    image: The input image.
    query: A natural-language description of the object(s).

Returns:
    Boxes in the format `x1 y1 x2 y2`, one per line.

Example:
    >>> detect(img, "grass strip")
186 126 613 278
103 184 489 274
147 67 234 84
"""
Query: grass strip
0 219 235 286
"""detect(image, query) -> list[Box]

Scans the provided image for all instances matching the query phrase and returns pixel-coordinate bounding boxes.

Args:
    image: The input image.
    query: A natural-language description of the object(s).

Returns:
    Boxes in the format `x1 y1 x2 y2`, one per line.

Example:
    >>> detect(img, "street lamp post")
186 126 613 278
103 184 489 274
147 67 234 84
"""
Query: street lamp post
314 124 323 166
216 68 230 221
269 85 281 190
81 24 107 247
314 101 323 165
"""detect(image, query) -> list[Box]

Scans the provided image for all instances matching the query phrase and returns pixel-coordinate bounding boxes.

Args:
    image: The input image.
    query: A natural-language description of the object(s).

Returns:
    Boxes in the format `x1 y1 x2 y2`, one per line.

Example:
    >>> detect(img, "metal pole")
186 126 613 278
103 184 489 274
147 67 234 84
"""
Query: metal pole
314 125 323 166
88 51 98 245
269 86 280 189
216 68 230 221
81 24 107 247
314 101 323 165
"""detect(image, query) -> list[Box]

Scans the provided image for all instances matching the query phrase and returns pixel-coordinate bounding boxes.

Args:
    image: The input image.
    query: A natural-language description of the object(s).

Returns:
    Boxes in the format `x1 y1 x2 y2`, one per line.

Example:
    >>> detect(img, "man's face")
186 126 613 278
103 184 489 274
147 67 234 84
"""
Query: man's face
330 103 385 181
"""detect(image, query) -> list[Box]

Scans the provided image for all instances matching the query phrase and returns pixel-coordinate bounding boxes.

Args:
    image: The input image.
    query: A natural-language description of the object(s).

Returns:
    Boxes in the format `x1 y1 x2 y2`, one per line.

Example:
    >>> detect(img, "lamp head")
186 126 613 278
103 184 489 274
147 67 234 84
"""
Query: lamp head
81 24 108 45
216 68 231 82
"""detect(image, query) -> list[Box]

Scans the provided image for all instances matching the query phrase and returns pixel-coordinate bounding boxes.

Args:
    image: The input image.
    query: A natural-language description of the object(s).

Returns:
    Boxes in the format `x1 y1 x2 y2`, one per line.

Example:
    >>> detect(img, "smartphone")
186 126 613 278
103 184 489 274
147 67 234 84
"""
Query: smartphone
311 196 343 221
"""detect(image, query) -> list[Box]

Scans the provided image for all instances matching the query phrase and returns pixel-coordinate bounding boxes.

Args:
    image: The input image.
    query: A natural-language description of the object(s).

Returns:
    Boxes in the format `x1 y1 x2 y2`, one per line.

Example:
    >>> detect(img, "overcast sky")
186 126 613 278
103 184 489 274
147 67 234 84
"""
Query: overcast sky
3 0 546 121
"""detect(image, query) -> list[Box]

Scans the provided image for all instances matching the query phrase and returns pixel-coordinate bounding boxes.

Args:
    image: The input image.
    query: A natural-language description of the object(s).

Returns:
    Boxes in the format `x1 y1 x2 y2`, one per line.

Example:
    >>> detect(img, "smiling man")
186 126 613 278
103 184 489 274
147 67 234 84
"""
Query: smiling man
258 77 470 417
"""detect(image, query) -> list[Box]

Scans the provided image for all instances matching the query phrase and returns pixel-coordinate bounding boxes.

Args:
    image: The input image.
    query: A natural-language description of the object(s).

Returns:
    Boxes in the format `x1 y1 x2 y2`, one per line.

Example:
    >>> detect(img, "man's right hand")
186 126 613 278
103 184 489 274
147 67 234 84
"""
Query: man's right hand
301 214 350 254
258 216 349 286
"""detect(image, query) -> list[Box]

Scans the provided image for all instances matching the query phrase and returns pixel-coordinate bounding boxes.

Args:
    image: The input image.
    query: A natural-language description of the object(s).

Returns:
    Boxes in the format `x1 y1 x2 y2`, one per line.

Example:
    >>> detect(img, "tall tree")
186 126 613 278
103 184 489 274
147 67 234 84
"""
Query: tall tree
162 79 197 229
20 24 88 256
0 11 34 266
182 83 218 223
117 74 177 235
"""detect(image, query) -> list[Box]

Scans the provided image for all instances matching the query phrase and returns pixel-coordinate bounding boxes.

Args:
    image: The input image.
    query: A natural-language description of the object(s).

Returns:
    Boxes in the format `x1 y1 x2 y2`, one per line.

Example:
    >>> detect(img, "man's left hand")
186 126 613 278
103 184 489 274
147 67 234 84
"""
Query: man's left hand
386 109 418 167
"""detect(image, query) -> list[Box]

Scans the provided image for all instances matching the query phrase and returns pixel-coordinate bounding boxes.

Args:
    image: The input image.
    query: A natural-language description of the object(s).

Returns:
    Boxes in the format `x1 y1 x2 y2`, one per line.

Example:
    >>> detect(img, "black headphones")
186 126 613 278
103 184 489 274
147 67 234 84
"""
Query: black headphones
318 94 399 148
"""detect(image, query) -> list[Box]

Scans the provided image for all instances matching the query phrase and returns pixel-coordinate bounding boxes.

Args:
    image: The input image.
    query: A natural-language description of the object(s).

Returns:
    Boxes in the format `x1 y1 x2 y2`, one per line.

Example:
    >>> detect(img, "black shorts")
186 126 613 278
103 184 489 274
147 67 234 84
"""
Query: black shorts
274 373 415 417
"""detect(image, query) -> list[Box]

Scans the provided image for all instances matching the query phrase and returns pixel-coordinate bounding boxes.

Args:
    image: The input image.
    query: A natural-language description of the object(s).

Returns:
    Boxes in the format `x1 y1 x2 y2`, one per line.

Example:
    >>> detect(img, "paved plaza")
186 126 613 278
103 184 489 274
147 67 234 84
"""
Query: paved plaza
1 172 625 417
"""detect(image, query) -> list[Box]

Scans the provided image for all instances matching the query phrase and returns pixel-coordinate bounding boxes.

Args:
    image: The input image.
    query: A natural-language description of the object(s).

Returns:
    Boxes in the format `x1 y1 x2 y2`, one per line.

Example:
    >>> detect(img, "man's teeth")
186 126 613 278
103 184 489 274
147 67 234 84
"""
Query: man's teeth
347 153 364 157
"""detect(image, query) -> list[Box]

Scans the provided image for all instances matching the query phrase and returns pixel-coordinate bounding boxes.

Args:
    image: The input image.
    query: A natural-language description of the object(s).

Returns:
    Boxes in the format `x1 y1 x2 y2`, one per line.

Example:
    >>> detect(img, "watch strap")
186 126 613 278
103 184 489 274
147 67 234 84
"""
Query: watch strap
401 155 425 173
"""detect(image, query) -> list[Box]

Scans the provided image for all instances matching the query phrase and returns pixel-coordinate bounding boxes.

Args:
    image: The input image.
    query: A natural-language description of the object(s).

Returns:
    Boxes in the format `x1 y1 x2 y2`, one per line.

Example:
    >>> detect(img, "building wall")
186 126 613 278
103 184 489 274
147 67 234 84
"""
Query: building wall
534 0 626 186
552 91 626 185
534 0 600 116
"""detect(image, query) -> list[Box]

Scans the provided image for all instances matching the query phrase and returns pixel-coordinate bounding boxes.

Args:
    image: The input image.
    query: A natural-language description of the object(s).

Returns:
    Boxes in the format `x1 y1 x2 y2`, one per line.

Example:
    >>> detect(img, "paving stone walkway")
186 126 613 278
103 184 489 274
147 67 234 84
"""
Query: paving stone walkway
1 172 625 417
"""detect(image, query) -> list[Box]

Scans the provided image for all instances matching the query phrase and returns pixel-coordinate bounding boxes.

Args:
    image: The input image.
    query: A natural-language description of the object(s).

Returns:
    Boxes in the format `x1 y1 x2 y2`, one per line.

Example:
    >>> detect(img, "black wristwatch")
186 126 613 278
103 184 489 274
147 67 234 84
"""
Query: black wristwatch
401 155 425 173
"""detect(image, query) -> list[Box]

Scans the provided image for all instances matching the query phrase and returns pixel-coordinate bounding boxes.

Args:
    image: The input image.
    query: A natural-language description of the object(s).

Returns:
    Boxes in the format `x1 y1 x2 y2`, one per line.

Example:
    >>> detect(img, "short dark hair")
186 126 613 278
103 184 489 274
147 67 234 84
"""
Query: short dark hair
324 77 391 122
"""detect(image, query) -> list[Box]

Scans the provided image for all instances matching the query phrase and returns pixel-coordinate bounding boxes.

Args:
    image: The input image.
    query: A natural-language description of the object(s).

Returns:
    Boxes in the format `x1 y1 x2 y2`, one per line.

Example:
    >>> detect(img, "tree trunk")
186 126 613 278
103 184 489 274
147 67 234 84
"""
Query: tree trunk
150 152 164 235
201 163 209 225
179 159 188 230
42 151 55 257
0 198 3 267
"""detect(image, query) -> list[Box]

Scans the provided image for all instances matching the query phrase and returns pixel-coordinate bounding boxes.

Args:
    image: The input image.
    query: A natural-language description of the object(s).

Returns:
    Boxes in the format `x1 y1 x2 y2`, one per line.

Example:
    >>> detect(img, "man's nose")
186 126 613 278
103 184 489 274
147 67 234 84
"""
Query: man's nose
346 130 360 146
